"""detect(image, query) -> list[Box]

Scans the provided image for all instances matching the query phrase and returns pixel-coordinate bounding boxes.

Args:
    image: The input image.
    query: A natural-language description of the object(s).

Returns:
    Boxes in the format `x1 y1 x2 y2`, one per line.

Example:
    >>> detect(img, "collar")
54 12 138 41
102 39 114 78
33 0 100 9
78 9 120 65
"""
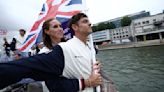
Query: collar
73 36 91 49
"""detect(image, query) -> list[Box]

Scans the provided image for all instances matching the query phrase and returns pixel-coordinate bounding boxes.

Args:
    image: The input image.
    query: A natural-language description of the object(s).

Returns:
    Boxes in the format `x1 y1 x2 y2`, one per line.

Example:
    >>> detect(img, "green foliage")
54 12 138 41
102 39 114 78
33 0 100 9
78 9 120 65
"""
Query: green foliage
92 22 116 32
106 22 116 29
121 16 132 27
92 26 97 32
97 22 107 31
92 16 132 32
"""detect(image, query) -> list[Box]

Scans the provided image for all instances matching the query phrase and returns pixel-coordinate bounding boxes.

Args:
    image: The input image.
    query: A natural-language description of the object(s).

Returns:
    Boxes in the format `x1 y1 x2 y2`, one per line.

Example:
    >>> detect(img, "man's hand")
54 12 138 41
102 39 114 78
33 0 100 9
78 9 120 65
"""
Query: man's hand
84 71 102 87
84 60 102 88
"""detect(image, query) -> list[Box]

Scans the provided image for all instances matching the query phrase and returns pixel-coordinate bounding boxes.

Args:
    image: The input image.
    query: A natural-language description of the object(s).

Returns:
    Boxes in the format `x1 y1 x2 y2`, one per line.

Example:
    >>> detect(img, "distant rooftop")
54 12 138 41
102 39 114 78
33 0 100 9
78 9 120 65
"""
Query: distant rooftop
93 10 150 28
95 11 150 25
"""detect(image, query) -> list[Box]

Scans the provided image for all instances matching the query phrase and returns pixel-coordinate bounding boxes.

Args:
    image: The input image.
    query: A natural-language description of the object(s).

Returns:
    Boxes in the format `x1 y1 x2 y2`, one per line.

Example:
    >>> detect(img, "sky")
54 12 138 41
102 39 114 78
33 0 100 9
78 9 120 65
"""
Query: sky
0 0 164 32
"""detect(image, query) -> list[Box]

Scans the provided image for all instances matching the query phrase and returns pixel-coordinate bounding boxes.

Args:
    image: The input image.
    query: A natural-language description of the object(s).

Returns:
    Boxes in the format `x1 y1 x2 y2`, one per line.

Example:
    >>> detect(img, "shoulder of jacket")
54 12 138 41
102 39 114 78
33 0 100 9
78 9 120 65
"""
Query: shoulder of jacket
38 47 50 54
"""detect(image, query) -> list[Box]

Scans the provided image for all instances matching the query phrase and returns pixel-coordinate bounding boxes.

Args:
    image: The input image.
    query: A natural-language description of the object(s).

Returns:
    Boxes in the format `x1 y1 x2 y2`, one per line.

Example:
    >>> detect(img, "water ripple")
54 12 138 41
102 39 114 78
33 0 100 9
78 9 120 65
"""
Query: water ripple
97 45 164 92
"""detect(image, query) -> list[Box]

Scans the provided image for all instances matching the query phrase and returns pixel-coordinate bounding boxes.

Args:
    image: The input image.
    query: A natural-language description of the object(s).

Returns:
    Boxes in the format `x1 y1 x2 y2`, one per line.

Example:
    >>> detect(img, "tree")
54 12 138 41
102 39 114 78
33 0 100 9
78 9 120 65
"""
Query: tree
92 22 116 32
121 16 132 27
97 22 107 31
92 26 98 32
106 22 116 29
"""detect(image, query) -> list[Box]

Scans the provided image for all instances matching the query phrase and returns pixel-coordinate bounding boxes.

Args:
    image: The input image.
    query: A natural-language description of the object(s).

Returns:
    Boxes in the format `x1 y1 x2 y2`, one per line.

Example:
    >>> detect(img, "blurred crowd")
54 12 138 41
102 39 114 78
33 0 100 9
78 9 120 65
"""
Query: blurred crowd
0 29 44 92
0 29 44 62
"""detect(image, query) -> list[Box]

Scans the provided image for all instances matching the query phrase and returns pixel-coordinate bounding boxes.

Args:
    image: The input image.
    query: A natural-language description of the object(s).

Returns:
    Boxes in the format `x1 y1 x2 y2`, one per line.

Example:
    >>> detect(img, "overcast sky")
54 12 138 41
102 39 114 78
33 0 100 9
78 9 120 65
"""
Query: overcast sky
0 0 164 32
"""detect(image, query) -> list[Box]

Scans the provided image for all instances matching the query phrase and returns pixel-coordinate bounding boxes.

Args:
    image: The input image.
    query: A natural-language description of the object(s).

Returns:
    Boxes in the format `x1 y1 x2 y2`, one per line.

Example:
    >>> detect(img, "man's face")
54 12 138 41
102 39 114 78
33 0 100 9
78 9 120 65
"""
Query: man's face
19 31 25 37
76 17 92 35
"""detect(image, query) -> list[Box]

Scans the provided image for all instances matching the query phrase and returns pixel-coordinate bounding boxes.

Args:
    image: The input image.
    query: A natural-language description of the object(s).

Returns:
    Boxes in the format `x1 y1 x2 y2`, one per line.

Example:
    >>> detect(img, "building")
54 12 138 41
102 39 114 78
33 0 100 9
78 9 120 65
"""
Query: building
132 13 164 42
109 26 132 43
92 10 164 45
92 30 111 45
92 26 132 44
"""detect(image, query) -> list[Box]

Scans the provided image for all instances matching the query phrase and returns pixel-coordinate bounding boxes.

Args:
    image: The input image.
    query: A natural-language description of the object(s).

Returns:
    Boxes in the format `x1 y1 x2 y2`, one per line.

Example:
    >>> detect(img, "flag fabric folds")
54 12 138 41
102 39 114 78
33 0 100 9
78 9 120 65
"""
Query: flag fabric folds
19 0 85 52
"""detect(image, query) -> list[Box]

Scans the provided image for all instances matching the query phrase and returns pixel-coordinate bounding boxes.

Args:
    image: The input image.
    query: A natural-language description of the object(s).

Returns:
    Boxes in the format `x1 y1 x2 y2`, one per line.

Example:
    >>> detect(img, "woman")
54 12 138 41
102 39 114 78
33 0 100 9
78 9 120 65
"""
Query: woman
39 18 64 54
39 18 101 92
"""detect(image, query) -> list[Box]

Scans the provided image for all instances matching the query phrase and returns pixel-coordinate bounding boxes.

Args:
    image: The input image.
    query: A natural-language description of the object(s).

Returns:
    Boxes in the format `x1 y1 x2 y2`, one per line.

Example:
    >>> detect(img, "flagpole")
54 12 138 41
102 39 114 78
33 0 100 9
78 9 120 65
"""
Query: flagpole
82 0 100 92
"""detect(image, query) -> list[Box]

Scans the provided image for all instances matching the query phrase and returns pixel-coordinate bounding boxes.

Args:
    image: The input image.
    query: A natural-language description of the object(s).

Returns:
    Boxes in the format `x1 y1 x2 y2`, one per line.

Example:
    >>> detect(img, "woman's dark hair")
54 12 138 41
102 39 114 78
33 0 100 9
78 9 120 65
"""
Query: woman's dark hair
42 18 65 49
42 18 54 49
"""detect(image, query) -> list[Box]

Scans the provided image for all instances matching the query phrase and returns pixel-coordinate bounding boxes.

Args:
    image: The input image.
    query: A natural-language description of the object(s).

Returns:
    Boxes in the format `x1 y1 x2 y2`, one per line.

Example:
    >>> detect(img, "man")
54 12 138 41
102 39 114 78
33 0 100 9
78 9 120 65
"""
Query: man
0 13 102 91
15 29 26 49
14 29 29 57
57 13 100 92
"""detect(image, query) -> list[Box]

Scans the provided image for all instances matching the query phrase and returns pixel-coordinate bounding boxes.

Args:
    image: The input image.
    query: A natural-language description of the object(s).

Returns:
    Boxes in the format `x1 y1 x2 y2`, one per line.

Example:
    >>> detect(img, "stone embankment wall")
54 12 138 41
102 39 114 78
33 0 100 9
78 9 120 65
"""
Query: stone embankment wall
98 39 164 50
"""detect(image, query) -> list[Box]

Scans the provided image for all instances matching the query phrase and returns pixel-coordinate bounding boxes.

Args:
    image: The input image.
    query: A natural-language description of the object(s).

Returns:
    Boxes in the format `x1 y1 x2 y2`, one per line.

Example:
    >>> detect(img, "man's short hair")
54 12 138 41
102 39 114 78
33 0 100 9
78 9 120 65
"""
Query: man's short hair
19 29 26 34
69 13 88 31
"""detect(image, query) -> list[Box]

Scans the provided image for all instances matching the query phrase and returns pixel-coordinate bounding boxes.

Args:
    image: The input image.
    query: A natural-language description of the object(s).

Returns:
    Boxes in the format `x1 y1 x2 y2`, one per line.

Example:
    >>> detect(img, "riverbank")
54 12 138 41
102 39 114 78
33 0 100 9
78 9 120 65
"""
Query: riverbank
98 39 164 50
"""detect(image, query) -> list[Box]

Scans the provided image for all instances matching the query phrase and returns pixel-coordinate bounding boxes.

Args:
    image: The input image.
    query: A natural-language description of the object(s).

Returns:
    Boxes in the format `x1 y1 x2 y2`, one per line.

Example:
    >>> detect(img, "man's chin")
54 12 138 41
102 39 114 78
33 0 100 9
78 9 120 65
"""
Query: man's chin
87 32 92 35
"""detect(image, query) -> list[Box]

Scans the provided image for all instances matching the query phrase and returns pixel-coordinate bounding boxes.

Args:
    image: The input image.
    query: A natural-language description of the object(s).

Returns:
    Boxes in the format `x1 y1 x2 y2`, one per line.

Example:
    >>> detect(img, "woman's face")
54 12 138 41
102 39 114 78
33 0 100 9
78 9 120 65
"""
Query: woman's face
46 19 64 40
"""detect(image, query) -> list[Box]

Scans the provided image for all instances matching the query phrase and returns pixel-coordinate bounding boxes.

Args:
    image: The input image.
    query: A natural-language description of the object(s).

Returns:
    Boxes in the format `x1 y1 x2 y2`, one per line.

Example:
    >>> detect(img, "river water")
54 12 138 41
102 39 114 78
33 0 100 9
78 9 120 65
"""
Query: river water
97 45 164 92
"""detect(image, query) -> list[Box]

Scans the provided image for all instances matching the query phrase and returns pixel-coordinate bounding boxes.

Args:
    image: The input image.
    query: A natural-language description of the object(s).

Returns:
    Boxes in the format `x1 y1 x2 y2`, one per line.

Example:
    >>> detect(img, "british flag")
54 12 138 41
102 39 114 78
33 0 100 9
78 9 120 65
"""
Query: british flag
19 0 86 52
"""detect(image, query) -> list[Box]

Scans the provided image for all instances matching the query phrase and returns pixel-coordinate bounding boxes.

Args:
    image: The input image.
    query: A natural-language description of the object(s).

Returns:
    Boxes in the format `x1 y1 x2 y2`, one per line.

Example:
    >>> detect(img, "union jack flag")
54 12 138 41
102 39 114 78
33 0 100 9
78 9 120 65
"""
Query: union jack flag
19 0 86 52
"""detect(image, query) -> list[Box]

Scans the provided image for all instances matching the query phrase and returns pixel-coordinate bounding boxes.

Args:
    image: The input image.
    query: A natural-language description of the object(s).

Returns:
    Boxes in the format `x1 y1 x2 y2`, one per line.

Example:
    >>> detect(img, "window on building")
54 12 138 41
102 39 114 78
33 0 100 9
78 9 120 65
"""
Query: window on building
142 21 145 24
146 21 149 24
138 22 141 25
153 19 156 22
135 23 137 26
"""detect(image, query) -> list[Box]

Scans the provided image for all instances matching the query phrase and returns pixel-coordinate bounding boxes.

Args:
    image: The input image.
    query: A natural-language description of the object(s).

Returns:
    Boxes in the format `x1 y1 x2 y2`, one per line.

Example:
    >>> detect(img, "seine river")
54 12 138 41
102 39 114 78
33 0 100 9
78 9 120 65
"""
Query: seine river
97 45 164 92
